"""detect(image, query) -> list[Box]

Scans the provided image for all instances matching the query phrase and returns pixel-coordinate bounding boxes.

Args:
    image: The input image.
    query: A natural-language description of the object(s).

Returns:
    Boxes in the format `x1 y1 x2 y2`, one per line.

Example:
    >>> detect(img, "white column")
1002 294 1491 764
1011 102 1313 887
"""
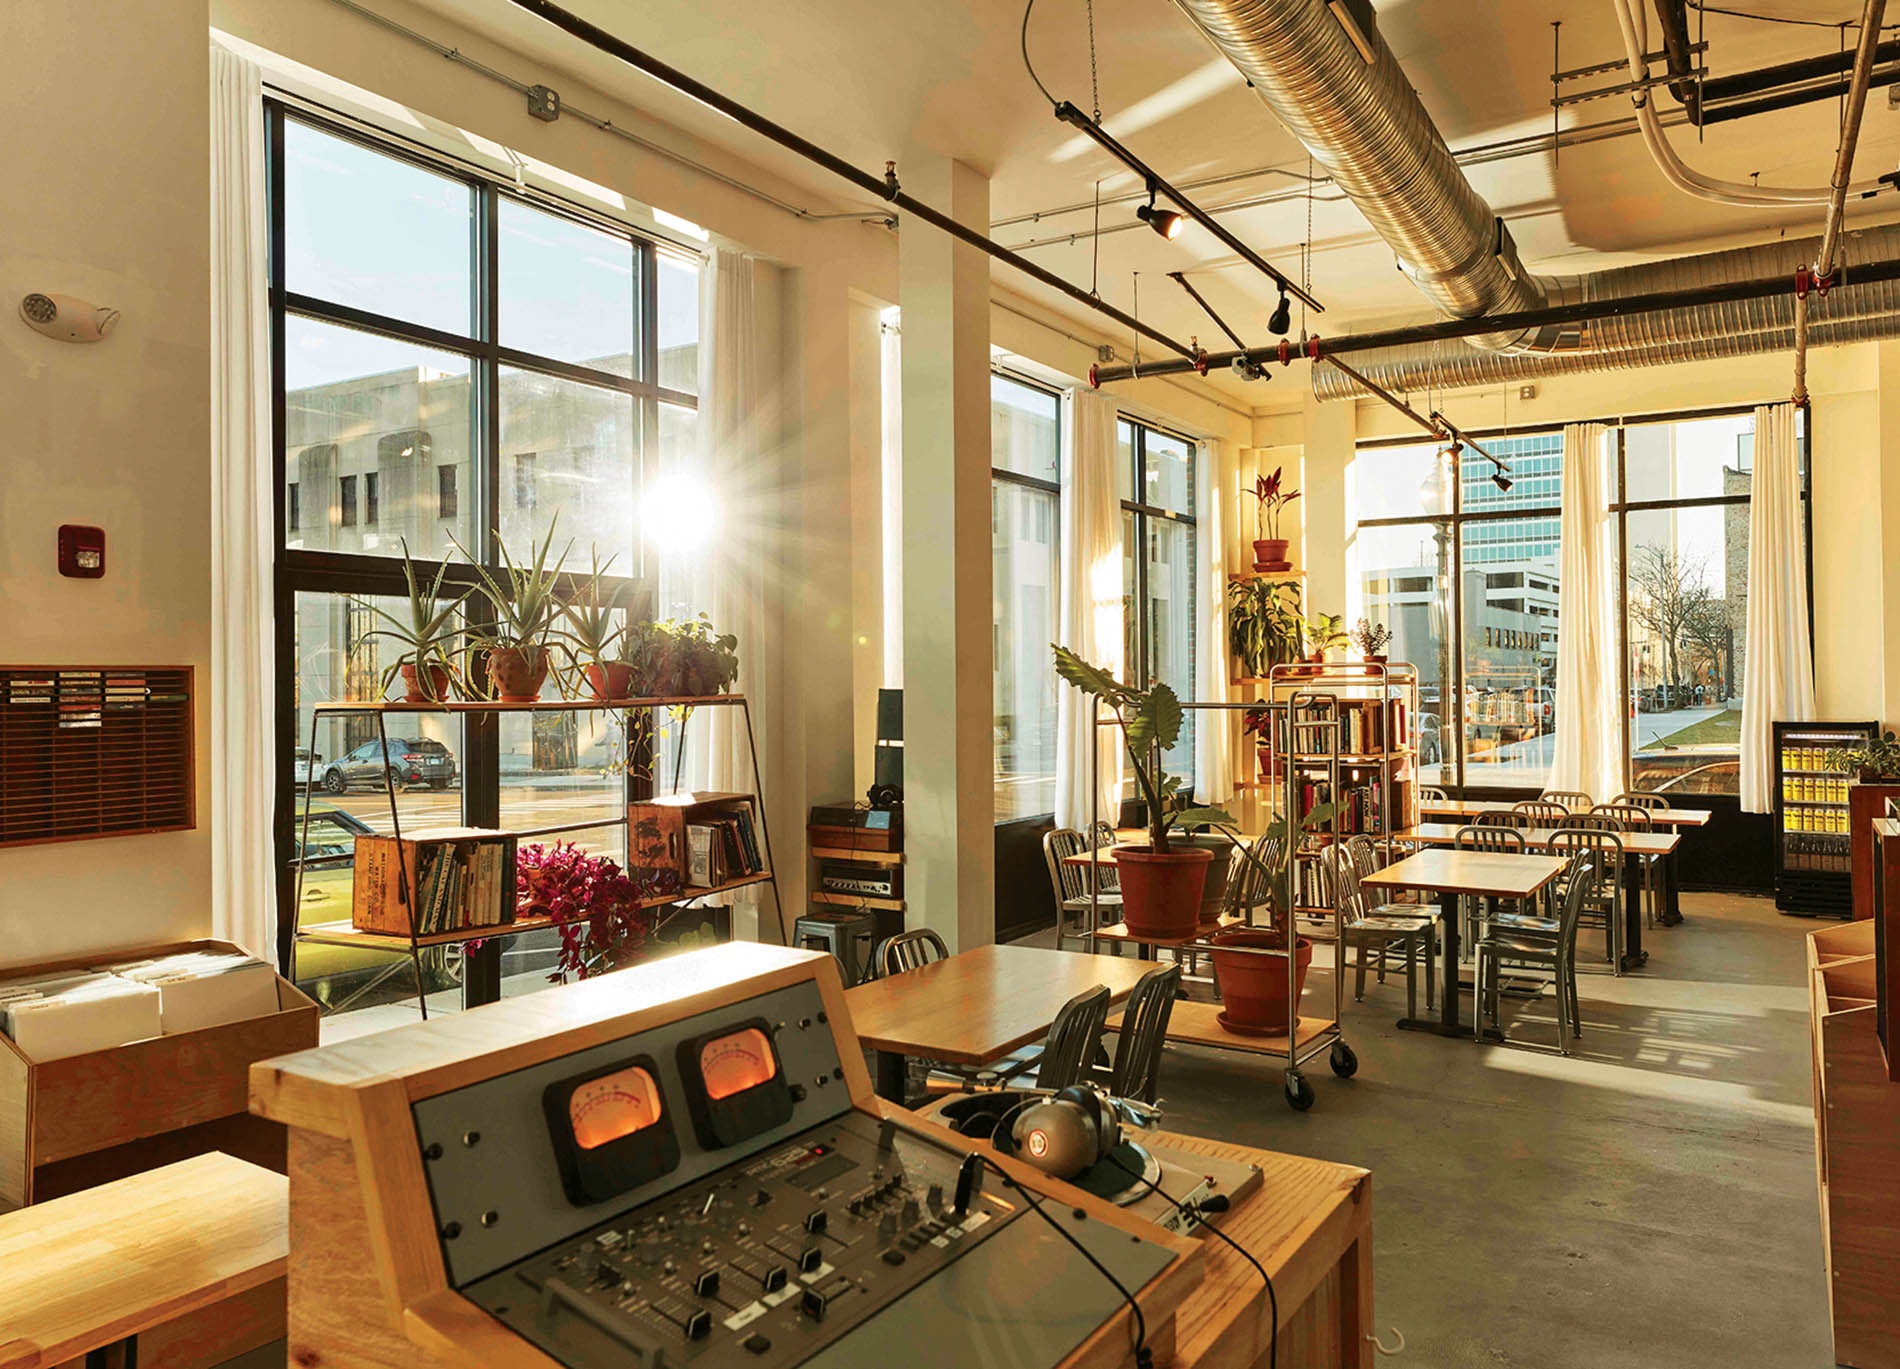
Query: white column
899 154 992 952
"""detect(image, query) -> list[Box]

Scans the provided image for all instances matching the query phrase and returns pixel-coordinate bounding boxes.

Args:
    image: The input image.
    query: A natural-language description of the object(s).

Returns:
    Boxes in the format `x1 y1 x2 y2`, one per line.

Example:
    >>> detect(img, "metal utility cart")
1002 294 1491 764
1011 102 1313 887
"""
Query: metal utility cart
1086 695 1352 1112
289 694 784 1018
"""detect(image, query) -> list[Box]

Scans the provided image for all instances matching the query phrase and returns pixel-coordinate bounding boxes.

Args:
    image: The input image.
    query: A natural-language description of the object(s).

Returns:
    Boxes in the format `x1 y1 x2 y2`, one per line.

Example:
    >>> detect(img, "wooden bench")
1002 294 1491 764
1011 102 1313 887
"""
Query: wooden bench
0 1152 287 1369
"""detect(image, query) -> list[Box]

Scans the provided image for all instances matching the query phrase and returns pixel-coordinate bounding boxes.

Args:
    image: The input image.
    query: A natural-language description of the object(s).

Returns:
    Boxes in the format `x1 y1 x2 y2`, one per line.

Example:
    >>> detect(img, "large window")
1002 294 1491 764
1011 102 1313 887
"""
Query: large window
991 375 1061 823
1354 408 1804 796
1120 420 1198 788
271 106 699 1003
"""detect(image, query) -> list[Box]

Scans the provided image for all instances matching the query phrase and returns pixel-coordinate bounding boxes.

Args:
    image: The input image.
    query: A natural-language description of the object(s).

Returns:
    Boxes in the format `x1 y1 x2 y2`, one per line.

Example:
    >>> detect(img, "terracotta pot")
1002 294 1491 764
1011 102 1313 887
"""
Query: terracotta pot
1114 845 1213 940
1255 744 1274 776
486 646 551 703
1209 931 1314 1031
399 661 453 704
1254 537 1289 566
584 661 636 702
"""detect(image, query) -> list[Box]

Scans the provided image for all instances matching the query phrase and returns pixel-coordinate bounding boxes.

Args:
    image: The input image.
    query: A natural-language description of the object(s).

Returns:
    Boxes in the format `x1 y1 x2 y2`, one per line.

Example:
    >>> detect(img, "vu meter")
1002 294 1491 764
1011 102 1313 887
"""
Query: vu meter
543 1056 680 1204
680 1019 795 1148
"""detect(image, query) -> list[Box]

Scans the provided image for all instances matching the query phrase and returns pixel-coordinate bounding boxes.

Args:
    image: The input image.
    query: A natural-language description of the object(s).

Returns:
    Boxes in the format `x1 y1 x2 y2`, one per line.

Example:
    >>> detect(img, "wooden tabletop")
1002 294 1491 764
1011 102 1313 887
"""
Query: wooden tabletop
0 1153 287 1369
1421 798 1710 828
1397 822 1680 857
1361 847 1568 899
841 944 1154 1065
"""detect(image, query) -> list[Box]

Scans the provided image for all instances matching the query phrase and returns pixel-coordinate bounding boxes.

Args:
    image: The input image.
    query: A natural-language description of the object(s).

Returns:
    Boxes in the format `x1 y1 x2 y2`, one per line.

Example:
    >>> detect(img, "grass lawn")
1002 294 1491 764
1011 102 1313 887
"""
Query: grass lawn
1653 708 1742 748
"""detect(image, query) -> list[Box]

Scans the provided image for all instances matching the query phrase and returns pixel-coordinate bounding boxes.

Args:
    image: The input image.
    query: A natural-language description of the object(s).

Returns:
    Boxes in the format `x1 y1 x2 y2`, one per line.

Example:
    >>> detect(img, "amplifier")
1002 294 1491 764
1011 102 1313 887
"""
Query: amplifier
817 859 901 900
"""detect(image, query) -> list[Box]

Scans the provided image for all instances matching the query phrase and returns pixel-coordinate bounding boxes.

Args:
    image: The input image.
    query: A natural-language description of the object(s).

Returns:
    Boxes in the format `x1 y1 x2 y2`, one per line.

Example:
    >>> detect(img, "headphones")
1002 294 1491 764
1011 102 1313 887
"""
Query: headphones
991 1085 1122 1181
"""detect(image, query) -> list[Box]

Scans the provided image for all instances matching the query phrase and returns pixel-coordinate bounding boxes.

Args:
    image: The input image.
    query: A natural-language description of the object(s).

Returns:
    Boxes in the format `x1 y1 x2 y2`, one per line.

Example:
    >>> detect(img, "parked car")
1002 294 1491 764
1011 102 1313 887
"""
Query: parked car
318 737 457 792
1654 760 1738 795
1418 712 1443 765
292 747 321 787
294 800 372 860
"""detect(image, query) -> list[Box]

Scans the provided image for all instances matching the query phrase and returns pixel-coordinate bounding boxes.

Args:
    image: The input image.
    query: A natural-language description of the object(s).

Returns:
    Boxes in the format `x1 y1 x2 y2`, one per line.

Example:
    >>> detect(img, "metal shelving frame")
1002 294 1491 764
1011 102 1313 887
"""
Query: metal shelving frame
290 693 783 1018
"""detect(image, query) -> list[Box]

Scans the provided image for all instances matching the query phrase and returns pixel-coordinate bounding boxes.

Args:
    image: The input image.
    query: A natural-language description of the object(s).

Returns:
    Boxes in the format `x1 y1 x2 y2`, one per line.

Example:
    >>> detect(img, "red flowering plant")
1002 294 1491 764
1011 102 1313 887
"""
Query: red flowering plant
517 841 662 981
1243 466 1301 541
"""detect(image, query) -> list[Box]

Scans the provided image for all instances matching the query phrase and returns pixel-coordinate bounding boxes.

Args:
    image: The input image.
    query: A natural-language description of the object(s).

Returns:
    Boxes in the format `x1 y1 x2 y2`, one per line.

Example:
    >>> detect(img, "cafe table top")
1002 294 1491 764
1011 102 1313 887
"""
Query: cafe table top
840 943 1154 1066
1360 848 1568 900
1419 798 1710 828
1396 822 1679 858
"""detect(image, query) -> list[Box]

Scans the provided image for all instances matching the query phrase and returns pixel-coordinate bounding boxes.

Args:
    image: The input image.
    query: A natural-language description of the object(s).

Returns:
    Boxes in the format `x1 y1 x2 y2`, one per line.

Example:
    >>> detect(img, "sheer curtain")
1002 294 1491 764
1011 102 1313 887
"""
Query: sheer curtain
1740 402 1815 812
1054 389 1125 829
209 43 275 960
1549 421 1622 803
1193 439 1234 807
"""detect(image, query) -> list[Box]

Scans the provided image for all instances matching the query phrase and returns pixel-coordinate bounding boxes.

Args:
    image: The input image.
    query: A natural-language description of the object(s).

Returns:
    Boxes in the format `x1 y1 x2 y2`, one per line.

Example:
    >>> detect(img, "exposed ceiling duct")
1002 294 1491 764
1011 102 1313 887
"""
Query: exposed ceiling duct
1167 0 1900 399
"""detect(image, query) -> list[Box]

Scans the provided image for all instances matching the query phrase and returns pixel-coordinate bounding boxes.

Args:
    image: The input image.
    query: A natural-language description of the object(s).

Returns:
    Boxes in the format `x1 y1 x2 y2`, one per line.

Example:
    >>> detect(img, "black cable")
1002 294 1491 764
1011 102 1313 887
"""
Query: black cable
1021 0 1059 107
1102 1152 1279 1369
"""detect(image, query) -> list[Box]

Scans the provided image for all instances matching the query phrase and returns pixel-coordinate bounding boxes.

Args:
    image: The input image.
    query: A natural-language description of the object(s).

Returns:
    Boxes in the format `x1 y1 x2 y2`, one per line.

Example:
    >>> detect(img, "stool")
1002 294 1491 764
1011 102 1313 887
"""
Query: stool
794 909 882 986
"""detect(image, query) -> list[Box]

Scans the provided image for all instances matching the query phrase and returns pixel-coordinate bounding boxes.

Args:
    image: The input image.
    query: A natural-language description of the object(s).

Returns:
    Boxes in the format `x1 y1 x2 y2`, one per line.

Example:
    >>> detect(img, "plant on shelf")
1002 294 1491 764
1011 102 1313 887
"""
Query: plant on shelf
1352 618 1392 664
624 614 741 699
1052 645 1238 939
1305 612 1350 663
1227 578 1306 679
1243 465 1301 570
561 550 653 703
1826 730 1900 782
1242 704 1274 777
450 517 575 702
517 840 662 981
349 538 469 704
1204 800 1337 1032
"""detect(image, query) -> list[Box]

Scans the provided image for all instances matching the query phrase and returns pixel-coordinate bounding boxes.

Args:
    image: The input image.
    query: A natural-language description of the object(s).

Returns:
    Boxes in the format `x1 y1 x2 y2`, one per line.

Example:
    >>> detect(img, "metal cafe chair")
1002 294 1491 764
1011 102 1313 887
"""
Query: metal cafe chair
1593 803 1661 926
1453 823 1529 947
1477 859 1601 1054
1418 785 1450 802
1471 809 1528 828
1321 844 1436 1015
1043 828 1123 952
1546 826 1626 968
1541 790 1594 813
1514 799 1570 827
1092 964 1183 1104
1029 984 1113 1091
877 927 949 978
1610 792 1668 812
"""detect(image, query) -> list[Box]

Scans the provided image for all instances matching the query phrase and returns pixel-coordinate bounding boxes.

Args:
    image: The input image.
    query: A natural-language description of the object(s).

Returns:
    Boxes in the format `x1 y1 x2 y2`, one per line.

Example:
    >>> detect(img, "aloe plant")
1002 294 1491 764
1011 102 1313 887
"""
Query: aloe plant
448 516 575 652
349 539 468 701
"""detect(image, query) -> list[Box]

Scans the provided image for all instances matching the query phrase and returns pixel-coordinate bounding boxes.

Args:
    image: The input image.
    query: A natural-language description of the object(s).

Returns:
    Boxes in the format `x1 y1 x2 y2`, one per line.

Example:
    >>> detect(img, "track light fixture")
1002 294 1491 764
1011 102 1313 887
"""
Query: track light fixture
1136 182 1186 241
1268 288 1292 336
1492 470 1513 493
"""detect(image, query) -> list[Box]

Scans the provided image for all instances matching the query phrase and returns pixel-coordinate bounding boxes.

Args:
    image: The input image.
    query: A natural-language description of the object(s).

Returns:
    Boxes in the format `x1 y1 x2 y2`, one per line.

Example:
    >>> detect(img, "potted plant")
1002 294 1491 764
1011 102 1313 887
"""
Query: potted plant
1353 618 1392 665
1227 578 1306 679
1305 612 1349 664
562 551 650 703
1826 731 1900 783
451 519 574 702
636 615 740 698
518 840 662 981
1243 466 1301 571
1053 646 1238 939
1204 801 1336 1033
1242 705 1273 780
349 538 468 703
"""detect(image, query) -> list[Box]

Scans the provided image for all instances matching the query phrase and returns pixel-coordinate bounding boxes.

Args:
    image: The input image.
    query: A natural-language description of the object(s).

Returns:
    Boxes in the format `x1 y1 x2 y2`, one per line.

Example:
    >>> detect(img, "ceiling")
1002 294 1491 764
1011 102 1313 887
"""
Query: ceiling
406 0 1900 399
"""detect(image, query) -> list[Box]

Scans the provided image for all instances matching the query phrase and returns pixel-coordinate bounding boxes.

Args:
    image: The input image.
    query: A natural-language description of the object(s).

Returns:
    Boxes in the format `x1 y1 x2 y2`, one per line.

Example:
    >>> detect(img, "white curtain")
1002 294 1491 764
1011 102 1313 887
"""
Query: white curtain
1549 422 1622 803
208 44 275 961
1054 389 1125 829
879 310 903 689
1740 402 1815 812
1193 439 1234 807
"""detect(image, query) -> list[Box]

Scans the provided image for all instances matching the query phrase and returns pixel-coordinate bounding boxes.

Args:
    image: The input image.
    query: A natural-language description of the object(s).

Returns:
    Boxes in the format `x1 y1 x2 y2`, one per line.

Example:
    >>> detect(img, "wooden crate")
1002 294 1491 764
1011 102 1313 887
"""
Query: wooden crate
628 792 761 888
1849 782 1900 921
0 938 316 1210
351 826 517 936
1807 923 1900 1369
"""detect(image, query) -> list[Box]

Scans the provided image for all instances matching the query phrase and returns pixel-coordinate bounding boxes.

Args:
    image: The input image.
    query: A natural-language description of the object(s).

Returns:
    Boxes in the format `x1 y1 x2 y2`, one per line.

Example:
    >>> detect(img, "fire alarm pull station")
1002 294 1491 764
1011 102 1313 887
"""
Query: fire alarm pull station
58 525 105 578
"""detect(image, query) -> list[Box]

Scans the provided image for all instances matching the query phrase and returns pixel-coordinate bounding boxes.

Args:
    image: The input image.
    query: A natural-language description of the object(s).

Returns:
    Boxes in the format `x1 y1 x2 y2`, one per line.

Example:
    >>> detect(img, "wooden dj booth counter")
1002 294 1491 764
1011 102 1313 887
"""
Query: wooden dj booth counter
249 943 1375 1369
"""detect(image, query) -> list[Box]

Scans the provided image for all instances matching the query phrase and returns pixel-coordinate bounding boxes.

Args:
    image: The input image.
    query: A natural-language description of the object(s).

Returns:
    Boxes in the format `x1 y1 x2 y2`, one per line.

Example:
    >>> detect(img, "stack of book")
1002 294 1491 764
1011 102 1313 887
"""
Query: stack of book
352 827 517 937
686 799 767 889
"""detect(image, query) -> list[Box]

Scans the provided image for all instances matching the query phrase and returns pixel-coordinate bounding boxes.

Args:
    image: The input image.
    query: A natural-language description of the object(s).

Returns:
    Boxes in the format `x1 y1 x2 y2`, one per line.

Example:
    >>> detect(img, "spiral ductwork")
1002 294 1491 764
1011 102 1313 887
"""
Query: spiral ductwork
1170 0 1900 398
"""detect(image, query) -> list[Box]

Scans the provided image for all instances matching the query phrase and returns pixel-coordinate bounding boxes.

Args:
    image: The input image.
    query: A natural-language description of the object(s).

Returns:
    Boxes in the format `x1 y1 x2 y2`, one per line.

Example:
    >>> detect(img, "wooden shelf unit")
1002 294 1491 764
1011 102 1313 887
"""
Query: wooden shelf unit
0 938 316 1211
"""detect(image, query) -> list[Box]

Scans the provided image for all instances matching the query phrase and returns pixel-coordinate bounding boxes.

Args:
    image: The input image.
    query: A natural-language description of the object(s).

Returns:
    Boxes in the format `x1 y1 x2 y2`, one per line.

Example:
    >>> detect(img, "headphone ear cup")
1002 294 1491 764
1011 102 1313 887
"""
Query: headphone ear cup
992 1099 1034 1158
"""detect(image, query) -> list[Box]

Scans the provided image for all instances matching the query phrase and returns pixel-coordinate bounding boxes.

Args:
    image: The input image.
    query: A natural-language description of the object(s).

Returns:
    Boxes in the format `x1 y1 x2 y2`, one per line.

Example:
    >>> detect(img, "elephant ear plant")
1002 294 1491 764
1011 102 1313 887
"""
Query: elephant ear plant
350 539 469 703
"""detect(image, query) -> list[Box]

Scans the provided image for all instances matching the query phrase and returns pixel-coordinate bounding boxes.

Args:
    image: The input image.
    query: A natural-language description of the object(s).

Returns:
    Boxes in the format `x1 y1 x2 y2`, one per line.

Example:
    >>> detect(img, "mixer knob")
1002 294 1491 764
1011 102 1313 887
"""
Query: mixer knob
804 1210 828 1236
656 1215 669 1230
702 1239 715 1255
847 1198 864 1217
753 1188 773 1208
736 1221 750 1237
801 1288 829 1322
799 1246 824 1275
901 1199 921 1224
762 1266 789 1294
878 1213 899 1242
926 1184 944 1213
695 1269 721 1298
686 1309 714 1340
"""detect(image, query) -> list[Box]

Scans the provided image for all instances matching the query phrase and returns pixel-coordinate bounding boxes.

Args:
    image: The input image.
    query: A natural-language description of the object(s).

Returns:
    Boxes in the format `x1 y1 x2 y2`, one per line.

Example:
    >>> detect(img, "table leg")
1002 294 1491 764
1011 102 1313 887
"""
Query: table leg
875 1050 909 1104
1620 853 1649 972
1399 891 1471 1038
1659 849 1683 926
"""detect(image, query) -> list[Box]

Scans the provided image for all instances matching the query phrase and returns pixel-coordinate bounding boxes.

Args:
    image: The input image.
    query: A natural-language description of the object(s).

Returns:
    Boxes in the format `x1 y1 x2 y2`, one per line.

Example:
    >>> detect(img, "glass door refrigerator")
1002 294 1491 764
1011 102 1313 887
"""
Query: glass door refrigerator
1774 719 1877 915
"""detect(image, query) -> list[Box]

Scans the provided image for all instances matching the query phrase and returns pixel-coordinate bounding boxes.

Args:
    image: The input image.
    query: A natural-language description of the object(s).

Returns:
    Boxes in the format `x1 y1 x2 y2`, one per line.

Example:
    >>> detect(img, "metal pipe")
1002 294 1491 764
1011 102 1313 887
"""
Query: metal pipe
1698 34 1900 105
1795 0 1886 404
1649 0 1702 122
1167 271 1249 351
501 0 1200 360
1700 66 1900 125
1051 101 1322 310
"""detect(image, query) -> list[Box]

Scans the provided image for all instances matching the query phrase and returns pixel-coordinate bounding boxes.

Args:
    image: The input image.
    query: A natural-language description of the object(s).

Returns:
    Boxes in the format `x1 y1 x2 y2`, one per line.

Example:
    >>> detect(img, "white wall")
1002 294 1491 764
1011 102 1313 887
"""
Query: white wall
0 1 212 964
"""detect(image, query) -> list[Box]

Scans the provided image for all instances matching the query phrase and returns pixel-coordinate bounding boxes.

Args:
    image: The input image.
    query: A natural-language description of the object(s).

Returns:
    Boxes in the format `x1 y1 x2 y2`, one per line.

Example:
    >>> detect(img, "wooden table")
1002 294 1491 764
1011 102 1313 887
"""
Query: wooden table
1420 797 1710 828
1362 849 1567 1039
1397 823 1680 969
0 1152 287 1369
843 944 1155 1100
1138 1130 1375 1368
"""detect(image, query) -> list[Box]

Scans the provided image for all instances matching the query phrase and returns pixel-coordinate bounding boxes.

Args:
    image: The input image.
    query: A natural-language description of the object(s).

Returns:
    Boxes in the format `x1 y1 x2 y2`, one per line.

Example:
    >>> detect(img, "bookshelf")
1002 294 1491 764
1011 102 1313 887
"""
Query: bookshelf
290 695 783 1019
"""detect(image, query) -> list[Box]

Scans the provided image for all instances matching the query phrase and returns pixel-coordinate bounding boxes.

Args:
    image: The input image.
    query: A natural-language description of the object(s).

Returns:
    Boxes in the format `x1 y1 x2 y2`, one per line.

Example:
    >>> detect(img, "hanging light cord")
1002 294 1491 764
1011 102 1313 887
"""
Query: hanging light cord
1022 0 1058 106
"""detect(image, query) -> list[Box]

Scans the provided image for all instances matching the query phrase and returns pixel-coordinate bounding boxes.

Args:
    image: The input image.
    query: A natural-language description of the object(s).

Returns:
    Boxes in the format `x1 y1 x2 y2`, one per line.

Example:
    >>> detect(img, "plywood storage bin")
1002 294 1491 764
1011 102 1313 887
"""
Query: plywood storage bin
1806 920 1900 1369
0 938 317 1210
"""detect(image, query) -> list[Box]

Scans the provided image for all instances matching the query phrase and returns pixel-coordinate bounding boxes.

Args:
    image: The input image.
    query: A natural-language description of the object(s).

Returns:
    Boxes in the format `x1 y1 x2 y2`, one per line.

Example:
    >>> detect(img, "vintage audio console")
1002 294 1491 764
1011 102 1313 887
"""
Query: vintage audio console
250 944 1202 1369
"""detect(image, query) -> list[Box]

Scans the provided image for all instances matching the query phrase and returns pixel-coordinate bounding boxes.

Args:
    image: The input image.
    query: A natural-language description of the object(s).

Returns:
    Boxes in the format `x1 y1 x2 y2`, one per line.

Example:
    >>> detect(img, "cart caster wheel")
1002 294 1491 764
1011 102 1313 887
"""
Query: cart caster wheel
1283 1070 1316 1111
1329 1041 1358 1078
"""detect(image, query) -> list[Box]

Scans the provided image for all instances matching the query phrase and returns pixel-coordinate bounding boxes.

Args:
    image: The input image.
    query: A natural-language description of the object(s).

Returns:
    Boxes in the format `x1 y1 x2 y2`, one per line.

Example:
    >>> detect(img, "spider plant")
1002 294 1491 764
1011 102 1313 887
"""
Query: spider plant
349 539 468 703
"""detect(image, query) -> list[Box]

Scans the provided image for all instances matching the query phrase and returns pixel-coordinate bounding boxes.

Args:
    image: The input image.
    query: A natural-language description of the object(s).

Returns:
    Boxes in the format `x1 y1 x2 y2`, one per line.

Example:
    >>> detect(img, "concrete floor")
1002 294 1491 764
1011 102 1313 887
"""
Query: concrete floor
1110 891 1834 1368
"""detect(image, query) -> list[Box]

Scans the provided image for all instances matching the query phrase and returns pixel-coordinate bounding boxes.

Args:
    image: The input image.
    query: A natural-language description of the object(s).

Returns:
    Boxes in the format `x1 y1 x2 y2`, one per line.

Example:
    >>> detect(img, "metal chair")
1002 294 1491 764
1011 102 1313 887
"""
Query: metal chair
1558 811 1624 833
1541 790 1594 813
1477 859 1600 1054
1031 984 1113 1091
1094 965 1182 1104
1227 834 1281 925
1418 786 1450 802
1609 792 1668 811
1593 804 1660 925
1453 824 1528 944
1321 844 1437 1015
1513 799 1569 827
1043 828 1123 951
1472 809 1528 828
877 928 949 978
1546 827 1625 968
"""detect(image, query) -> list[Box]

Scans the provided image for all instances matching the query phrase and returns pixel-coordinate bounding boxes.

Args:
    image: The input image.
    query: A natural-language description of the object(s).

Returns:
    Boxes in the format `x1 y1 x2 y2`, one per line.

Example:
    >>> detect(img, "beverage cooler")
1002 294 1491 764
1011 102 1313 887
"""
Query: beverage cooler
1774 719 1878 915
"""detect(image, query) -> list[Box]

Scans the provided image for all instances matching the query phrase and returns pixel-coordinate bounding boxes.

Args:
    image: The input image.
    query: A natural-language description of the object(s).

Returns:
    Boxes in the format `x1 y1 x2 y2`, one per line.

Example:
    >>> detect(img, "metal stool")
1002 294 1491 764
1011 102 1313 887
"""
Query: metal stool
793 909 881 986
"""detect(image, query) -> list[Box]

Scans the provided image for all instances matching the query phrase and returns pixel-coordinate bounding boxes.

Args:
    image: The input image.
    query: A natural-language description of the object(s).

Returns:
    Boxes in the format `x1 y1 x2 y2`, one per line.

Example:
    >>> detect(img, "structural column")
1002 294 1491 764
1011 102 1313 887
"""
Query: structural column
898 154 993 953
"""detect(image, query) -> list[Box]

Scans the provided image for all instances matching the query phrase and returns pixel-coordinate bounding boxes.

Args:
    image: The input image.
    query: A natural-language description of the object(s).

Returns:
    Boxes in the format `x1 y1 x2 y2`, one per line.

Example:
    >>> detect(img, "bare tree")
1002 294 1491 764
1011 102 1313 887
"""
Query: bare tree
1626 544 1714 694
1680 597 1732 701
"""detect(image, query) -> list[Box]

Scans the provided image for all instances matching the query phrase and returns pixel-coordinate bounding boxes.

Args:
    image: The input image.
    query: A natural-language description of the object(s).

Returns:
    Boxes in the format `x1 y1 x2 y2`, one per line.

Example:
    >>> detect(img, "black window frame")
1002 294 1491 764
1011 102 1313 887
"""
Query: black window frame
1354 401 1811 795
1119 417 1199 788
265 98 700 975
